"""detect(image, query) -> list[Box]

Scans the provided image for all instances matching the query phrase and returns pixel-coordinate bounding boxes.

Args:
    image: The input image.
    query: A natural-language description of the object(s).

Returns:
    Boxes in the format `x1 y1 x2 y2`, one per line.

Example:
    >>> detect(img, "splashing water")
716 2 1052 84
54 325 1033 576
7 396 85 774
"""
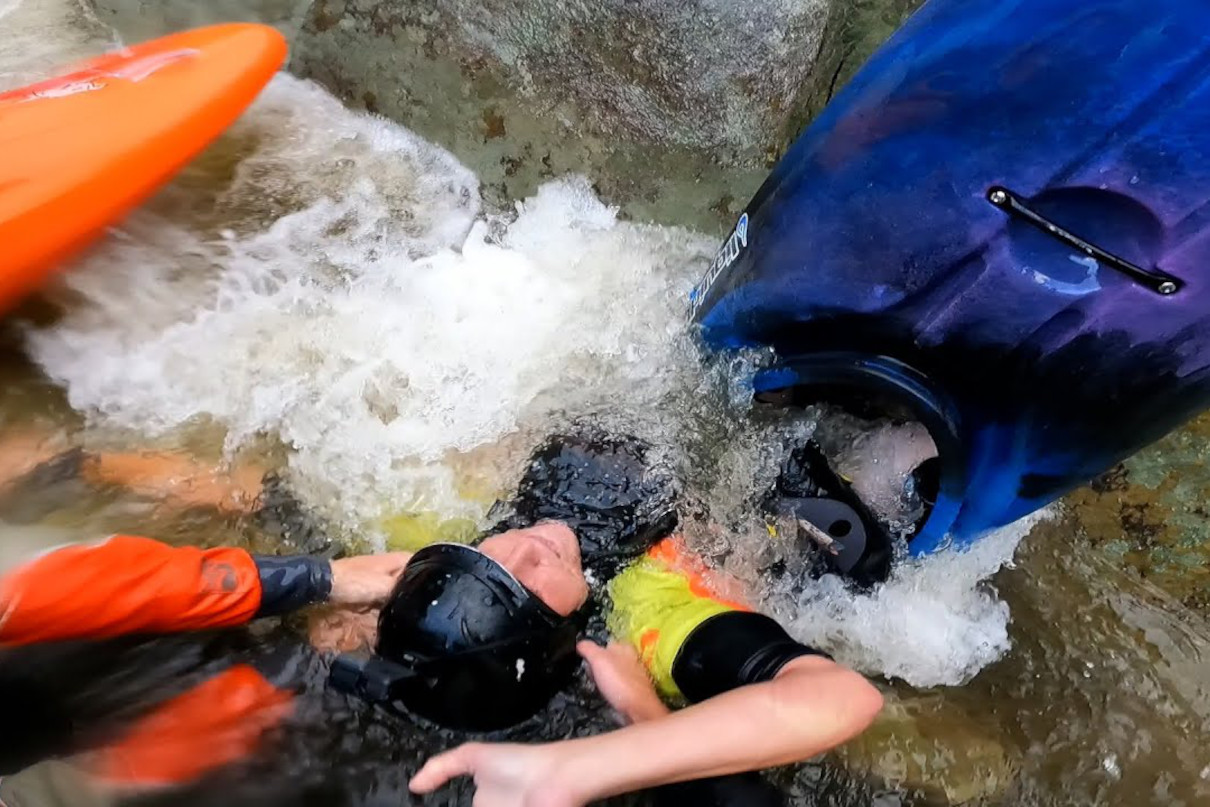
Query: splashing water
24 73 717 530
8 4 1210 804
677 405 1040 687
775 512 1051 687
0 0 117 90
8 0 1031 690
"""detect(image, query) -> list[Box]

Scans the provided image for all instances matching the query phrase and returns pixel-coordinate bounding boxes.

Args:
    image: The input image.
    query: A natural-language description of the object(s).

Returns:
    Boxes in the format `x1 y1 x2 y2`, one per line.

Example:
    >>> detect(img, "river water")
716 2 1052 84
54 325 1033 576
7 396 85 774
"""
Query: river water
0 2 1207 805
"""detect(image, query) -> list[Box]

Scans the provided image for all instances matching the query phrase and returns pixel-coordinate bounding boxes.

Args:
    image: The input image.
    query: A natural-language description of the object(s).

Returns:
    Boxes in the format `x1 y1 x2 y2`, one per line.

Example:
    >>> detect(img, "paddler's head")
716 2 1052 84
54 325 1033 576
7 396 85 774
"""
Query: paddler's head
491 426 680 577
360 530 587 731
330 428 679 731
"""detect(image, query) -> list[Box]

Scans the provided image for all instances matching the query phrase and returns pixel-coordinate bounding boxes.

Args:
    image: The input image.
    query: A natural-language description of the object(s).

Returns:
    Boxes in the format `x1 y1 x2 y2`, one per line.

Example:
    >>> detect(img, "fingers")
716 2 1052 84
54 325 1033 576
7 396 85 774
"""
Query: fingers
330 552 410 606
578 640 638 673
575 639 604 660
409 743 479 794
604 640 641 662
576 641 610 680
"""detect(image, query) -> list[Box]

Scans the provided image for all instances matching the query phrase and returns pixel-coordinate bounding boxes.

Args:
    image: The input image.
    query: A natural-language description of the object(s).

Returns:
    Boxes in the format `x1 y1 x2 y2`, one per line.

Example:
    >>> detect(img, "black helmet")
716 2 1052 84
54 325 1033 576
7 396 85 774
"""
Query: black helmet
329 543 580 732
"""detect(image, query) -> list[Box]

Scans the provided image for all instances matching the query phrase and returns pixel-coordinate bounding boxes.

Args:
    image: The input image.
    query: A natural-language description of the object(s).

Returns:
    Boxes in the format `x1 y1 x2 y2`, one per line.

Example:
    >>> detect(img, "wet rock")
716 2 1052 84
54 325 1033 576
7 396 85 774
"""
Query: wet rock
88 0 941 232
1062 410 1210 615
0 0 118 89
775 0 925 154
92 0 837 232
89 0 313 42
288 0 830 232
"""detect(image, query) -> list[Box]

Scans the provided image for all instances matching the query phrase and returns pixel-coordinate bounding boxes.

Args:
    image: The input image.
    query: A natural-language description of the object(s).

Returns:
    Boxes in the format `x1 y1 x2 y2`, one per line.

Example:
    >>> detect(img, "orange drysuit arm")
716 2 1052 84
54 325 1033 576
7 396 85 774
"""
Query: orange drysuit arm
89 665 295 789
0 535 264 646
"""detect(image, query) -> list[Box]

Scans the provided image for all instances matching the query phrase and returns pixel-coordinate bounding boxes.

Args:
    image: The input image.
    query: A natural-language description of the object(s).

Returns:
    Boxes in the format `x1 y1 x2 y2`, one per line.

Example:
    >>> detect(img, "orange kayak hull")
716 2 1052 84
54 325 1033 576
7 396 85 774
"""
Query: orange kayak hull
0 23 287 313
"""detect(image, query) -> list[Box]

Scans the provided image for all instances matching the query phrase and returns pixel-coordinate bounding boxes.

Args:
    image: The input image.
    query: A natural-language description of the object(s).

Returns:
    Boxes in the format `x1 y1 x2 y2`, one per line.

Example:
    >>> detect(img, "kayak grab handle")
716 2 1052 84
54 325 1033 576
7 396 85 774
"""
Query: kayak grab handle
986 185 1183 296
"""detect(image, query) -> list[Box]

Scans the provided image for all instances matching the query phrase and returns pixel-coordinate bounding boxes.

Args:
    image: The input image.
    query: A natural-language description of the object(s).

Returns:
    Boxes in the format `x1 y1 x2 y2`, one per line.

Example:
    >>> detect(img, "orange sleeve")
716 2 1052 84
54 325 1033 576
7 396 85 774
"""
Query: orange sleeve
0 534 262 646
90 665 294 788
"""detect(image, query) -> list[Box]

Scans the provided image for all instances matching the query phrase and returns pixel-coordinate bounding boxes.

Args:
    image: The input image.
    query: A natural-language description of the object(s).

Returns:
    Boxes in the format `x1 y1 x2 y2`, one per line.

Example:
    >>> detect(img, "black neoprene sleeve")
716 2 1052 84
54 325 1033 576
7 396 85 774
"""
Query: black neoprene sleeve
251 555 333 618
670 610 830 703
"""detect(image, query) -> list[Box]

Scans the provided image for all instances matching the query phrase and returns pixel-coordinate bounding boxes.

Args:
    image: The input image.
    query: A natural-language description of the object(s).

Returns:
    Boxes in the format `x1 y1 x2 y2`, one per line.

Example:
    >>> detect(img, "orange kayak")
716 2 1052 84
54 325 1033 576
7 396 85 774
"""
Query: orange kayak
0 23 287 313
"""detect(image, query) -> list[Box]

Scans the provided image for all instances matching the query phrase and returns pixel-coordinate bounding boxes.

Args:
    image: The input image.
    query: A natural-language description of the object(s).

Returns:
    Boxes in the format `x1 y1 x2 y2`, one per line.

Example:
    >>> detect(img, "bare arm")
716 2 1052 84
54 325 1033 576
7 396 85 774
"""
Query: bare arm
409 650 882 805
557 655 882 796
0 423 268 513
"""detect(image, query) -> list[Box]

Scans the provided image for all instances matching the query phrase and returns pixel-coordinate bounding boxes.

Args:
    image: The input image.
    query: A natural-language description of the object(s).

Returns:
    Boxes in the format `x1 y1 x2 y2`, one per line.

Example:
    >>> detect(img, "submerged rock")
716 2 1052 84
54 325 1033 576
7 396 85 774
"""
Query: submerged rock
837 690 1017 805
1063 412 1210 615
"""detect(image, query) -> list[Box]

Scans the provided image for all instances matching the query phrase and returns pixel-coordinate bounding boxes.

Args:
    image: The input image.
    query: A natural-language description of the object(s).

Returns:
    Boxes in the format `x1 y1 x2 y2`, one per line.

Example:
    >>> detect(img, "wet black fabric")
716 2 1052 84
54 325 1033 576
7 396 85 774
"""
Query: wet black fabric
651 771 787 807
252 555 333 618
491 429 680 577
671 611 827 703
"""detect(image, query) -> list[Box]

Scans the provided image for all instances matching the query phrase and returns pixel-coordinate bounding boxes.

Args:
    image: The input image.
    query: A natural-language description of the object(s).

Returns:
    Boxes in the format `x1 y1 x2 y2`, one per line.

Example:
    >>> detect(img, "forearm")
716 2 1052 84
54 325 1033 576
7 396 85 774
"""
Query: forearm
0 760 113 807
0 536 333 645
251 554 331 617
554 658 882 802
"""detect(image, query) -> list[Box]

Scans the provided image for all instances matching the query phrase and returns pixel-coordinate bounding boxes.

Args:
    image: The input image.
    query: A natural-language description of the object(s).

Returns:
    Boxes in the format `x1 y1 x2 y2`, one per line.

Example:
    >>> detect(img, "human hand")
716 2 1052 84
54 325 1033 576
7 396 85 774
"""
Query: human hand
577 640 669 724
329 552 410 607
409 741 582 807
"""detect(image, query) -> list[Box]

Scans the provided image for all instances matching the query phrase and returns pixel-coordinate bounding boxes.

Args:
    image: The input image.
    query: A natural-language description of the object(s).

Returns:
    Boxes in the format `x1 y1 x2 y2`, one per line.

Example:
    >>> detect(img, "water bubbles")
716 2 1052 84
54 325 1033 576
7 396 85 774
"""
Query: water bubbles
764 511 1051 688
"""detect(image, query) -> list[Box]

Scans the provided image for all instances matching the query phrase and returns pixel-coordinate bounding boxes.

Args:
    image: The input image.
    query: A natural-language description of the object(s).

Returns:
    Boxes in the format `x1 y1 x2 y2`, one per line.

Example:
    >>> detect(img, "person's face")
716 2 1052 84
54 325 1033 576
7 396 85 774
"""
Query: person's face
477 522 589 616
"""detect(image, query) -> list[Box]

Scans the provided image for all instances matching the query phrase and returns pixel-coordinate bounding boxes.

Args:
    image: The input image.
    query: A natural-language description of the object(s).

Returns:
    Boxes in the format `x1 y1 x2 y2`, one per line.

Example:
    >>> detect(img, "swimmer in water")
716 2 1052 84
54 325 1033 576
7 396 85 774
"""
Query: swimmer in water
0 428 883 806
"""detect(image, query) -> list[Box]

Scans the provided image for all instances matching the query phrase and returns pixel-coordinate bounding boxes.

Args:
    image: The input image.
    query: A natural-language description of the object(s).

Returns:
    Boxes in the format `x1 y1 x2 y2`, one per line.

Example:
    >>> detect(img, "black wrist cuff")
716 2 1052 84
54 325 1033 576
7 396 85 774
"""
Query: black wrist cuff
671 610 829 703
252 555 333 617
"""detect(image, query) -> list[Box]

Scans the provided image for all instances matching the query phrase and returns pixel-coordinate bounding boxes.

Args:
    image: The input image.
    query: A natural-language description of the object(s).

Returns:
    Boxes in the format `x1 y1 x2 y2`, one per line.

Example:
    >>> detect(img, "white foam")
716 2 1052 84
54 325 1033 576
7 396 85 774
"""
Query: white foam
831 420 938 526
26 73 715 527
0 0 119 92
769 510 1053 688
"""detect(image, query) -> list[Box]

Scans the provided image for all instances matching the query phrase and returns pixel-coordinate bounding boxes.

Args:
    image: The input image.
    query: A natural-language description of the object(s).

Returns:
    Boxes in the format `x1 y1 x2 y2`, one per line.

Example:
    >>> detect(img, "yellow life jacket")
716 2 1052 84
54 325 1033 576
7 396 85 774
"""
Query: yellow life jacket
607 536 752 701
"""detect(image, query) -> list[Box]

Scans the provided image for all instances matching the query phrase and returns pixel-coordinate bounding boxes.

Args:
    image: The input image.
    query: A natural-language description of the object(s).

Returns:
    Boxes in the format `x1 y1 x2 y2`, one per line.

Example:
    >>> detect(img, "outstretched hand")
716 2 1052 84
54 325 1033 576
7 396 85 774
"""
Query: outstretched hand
409 741 579 807
329 552 410 606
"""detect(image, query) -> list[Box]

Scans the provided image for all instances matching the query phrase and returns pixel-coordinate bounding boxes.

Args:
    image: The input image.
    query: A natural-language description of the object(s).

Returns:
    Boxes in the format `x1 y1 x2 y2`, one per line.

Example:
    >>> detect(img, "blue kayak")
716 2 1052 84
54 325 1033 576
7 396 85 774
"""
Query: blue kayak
692 0 1210 553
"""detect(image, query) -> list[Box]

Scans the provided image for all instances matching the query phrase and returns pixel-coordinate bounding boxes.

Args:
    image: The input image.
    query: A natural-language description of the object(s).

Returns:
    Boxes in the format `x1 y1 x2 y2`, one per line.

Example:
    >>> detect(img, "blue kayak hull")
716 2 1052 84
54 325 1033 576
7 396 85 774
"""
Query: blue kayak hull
692 0 1210 553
